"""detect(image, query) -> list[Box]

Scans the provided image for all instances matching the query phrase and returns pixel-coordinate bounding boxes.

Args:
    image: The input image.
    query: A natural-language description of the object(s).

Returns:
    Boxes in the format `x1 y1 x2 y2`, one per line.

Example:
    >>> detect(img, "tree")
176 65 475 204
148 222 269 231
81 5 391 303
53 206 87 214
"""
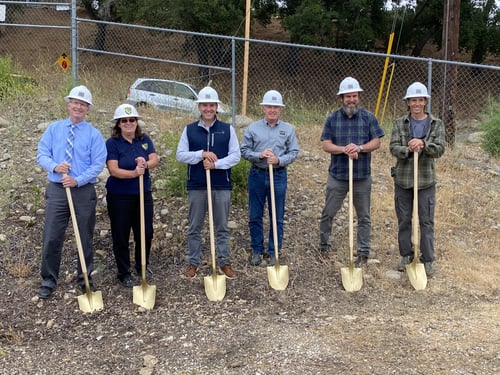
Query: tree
115 0 246 80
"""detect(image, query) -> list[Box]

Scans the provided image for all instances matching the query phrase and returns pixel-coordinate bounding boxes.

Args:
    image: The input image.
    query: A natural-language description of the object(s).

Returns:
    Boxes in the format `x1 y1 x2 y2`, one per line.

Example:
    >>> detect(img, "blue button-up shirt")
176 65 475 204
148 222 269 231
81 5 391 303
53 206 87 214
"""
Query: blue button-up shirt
37 118 107 186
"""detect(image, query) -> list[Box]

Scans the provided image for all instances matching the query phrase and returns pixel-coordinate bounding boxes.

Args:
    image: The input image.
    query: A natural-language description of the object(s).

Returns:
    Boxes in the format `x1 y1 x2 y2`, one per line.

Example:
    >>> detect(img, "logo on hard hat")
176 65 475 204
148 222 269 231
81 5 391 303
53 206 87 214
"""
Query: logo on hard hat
125 107 132 115
77 91 86 98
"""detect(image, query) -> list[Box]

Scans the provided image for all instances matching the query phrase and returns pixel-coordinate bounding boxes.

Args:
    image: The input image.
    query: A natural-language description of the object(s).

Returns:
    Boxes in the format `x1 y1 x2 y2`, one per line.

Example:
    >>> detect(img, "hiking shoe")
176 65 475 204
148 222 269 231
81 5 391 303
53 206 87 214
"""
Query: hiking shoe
424 262 435 277
398 255 413 271
268 257 276 266
354 255 368 268
220 265 236 279
80 283 97 293
118 275 134 288
38 286 53 299
184 264 197 278
135 267 153 280
319 243 331 252
250 253 262 266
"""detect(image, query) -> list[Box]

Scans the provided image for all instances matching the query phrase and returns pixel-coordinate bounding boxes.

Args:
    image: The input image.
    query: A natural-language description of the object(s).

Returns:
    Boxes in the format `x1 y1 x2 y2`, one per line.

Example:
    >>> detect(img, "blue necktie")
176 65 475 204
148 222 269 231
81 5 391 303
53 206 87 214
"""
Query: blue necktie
65 124 75 162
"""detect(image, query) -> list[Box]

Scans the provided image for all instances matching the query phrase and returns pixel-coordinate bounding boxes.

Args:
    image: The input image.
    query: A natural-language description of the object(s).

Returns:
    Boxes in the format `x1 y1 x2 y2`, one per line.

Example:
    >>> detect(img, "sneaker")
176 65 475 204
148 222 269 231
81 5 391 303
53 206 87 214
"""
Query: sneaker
119 275 134 288
424 262 435 277
184 264 197 278
220 265 236 279
38 286 53 299
398 255 413 271
354 255 368 268
250 253 262 266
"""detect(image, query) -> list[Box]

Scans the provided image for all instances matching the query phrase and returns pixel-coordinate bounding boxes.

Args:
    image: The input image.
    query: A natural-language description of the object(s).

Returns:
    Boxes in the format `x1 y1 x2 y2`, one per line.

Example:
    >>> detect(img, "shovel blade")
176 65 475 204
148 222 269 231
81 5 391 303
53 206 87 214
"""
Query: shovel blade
406 262 427 290
77 291 104 313
267 264 289 291
133 283 157 309
341 266 363 292
204 274 226 301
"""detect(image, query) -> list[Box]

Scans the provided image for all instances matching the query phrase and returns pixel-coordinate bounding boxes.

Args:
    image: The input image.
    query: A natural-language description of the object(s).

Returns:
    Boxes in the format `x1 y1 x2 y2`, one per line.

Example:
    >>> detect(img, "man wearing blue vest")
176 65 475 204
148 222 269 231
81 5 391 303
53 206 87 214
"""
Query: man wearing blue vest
176 87 241 279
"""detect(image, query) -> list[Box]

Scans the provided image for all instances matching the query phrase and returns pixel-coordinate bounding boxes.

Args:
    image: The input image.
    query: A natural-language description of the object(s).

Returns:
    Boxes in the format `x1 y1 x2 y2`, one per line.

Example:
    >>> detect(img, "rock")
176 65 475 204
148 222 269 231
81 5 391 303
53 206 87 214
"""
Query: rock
385 270 402 279
0 116 9 128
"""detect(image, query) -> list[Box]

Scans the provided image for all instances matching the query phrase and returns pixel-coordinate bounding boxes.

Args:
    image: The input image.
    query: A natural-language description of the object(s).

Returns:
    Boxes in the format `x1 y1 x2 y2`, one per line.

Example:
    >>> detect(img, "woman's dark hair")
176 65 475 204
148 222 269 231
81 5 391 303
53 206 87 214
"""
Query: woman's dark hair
111 119 145 140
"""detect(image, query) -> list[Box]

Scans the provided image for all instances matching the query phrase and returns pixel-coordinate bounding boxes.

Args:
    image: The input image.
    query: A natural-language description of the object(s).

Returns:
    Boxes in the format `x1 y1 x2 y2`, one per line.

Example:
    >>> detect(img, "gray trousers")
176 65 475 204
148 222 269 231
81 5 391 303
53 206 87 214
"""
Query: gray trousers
41 182 97 289
319 175 372 256
187 189 231 268
394 184 436 263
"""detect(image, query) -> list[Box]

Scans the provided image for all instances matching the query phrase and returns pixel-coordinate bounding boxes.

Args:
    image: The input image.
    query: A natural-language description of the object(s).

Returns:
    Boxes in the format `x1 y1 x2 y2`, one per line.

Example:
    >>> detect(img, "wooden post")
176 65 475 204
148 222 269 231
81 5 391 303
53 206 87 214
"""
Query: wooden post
441 0 460 147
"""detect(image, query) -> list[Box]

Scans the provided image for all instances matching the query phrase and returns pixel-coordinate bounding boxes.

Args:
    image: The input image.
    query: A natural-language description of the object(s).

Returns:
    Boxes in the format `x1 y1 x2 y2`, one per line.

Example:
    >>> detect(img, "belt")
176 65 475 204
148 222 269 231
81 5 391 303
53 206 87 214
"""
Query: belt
252 165 285 172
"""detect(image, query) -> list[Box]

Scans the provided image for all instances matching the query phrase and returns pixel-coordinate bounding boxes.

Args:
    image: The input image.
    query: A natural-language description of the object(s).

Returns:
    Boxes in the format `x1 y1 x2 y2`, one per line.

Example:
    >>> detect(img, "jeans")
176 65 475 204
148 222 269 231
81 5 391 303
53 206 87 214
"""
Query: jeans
248 167 287 257
394 184 436 263
319 174 372 256
187 189 231 267
107 192 154 280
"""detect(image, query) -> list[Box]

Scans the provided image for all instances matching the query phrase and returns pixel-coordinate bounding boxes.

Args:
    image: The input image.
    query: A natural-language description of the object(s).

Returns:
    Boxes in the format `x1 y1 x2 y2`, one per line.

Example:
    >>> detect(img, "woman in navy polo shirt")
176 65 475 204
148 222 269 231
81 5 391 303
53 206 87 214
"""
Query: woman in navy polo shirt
105 104 159 287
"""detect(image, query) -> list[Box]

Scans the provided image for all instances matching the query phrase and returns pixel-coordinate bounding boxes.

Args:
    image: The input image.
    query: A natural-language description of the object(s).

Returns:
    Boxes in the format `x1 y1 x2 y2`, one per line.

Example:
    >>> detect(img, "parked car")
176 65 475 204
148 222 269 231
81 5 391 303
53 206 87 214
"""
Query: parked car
125 78 231 115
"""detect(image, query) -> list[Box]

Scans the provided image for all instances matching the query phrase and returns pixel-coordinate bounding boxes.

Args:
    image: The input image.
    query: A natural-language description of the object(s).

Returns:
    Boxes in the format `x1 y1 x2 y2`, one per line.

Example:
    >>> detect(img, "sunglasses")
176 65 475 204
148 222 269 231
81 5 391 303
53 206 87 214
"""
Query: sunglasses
120 118 137 124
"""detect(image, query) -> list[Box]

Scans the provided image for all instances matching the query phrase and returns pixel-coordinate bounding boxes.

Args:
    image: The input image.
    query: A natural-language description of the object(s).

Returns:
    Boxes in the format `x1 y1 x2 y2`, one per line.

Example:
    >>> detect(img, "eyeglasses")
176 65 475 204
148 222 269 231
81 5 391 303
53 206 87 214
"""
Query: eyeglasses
120 118 137 124
69 100 89 108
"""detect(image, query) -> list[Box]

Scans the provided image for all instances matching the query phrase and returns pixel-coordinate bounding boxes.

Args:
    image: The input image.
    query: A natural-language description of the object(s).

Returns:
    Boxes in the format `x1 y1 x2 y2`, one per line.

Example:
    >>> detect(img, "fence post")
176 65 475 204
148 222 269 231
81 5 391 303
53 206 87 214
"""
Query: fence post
71 0 78 82
427 59 433 113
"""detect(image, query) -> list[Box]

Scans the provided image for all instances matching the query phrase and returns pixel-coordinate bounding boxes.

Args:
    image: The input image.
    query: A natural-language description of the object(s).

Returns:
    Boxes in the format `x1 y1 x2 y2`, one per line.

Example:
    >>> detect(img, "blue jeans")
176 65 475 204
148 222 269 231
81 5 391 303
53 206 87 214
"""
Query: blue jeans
187 189 231 267
248 167 287 257
319 175 372 256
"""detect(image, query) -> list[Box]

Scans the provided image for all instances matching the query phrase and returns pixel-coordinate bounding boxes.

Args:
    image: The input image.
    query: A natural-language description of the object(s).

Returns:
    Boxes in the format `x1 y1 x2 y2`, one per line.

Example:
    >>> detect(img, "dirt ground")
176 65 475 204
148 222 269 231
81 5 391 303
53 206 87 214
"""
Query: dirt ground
0 103 499 374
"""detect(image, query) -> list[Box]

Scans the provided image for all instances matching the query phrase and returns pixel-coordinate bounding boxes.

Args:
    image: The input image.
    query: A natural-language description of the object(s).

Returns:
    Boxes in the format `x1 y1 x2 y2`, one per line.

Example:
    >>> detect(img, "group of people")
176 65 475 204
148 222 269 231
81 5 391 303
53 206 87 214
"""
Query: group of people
36 76 445 300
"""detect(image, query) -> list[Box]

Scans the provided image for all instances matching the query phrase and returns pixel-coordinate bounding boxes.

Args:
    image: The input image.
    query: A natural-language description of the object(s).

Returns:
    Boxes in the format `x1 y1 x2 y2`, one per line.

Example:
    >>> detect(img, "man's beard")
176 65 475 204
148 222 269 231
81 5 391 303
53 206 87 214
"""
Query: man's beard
342 104 359 117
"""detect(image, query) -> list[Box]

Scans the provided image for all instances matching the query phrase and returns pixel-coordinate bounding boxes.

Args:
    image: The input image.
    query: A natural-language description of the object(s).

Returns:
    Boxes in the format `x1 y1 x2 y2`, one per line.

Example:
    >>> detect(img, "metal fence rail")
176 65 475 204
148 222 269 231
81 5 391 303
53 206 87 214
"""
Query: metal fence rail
1 1 499 132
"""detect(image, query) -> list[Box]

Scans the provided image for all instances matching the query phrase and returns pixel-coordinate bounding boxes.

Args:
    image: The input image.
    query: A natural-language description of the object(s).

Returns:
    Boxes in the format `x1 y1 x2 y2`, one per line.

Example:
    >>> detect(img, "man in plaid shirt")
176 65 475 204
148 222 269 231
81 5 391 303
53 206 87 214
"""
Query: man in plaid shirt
389 82 445 276
319 77 385 267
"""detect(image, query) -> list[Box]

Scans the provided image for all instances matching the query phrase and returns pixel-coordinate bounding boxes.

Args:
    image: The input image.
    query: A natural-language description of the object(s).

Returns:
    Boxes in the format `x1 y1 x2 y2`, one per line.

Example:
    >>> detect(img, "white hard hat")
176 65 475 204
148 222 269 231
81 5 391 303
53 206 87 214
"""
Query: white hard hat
260 90 285 107
64 85 93 107
403 82 430 100
112 104 141 121
337 77 363 95
195 86 221 104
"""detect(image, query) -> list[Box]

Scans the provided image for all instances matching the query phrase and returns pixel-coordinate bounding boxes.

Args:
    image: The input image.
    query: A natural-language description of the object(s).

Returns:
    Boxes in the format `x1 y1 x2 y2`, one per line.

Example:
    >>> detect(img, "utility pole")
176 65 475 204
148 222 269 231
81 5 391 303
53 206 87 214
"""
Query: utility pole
441 0 461 147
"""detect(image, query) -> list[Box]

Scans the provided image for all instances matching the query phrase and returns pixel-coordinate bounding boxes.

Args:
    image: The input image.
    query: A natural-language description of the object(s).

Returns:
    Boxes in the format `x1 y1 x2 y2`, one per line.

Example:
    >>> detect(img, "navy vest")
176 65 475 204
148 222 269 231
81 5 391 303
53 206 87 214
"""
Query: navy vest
185 120 232 190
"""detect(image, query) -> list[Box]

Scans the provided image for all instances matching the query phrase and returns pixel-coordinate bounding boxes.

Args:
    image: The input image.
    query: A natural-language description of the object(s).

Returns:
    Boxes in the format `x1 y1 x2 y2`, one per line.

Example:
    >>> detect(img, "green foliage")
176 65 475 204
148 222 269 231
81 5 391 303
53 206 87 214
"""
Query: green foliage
230 159 250 204
480 98 500 158
156 130 187 198
154 129 250 203
0 56 37 100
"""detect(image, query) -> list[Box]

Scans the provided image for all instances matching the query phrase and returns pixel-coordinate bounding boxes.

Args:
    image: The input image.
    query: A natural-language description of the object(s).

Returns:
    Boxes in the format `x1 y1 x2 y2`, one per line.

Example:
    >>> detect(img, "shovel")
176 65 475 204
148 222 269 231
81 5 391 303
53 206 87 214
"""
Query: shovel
267 163 289 291
203 168 226 301
133 174 157 309
64 175 104 313
340 158 363 292
406 151 428 290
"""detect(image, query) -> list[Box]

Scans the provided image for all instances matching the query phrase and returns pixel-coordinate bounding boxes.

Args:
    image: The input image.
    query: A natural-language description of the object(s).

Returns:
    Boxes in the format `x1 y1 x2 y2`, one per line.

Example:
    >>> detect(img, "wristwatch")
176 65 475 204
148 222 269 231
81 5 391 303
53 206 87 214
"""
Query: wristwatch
358 145 364 153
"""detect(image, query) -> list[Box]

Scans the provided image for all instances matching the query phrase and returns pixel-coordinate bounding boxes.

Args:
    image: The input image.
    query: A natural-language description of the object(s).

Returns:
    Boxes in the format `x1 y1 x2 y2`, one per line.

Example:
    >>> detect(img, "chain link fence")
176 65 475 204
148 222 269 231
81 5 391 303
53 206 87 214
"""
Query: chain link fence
1 1 499 137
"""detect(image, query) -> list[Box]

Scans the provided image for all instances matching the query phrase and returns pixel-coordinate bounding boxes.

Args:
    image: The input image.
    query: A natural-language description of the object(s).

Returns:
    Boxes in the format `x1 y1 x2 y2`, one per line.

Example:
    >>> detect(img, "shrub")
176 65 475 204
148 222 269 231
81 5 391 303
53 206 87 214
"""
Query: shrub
155 130 250 204
0 56 37 100
480 99 500 159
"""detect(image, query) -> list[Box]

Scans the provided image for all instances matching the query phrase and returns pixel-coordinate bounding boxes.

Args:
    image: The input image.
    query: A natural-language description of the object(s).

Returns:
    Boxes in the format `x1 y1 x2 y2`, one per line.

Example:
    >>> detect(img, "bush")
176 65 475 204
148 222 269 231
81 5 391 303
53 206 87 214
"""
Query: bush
480 99 500 159
0 56 37 100
155 129 250 204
